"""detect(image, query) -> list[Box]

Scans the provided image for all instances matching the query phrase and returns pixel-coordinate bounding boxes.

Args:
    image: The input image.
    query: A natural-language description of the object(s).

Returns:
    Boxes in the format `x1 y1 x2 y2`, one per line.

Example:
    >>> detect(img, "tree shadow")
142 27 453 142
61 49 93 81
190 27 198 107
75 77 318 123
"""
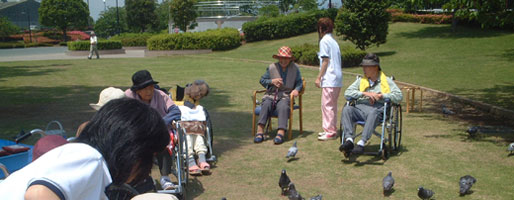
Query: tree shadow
395 25 511 39
375 51 397 57
501 48 514 62
0 64 70 81
185 177 204 200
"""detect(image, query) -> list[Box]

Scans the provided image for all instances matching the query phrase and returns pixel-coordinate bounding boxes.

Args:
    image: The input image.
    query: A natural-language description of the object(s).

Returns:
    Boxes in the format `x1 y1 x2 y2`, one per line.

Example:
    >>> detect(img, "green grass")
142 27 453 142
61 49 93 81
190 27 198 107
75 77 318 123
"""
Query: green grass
0 22 513 199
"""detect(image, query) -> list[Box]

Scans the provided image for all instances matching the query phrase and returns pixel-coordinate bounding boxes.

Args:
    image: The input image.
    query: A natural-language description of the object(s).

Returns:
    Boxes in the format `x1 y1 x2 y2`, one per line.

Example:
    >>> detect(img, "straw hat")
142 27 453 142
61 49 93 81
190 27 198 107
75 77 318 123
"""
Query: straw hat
272 46 294 59
89 87 126 110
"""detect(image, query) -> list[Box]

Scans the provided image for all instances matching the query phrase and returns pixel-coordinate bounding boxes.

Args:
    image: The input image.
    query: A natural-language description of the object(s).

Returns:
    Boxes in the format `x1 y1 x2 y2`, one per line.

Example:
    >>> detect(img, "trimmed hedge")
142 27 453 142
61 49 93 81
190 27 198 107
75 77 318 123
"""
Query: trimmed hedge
67 40 122 51
147 28 241 51
291 43 366 68
388 9 452 24
110 33 155 47
242 8 338 42
0 42 53 49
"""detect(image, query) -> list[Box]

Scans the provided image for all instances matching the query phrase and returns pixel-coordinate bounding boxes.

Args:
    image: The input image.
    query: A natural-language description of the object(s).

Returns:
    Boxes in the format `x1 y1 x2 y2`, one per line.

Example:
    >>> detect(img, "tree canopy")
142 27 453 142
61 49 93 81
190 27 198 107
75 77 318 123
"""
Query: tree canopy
38 0 89 41
335 0 390 50
126 0 158 32
94 7 129 38
170 0 198 32
0 17 19 41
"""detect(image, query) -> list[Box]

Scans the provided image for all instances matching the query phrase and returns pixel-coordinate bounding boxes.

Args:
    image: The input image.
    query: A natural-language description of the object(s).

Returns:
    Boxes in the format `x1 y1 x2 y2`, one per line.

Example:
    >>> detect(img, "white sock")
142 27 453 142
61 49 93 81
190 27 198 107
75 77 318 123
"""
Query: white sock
357 140 365 147
346 138 354 143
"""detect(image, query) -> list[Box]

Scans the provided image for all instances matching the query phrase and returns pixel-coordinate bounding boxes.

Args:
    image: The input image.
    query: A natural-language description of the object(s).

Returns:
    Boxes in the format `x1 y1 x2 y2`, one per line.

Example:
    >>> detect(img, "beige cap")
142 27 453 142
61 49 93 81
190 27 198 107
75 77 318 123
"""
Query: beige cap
89 87 125 110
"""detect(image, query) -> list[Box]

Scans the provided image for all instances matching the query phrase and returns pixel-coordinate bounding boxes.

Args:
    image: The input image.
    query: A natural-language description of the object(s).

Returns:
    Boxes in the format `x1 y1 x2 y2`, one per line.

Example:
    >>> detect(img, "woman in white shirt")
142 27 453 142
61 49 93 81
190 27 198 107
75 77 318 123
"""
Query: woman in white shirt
0 98 170 200
315 17 343 141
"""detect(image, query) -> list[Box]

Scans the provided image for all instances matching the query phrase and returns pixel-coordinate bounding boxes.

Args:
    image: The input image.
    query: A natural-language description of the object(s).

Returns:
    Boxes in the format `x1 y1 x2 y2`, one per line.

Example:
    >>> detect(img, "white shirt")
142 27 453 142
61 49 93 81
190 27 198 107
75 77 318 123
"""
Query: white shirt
0 143 112 200
90 35 98 45
318 33 342 87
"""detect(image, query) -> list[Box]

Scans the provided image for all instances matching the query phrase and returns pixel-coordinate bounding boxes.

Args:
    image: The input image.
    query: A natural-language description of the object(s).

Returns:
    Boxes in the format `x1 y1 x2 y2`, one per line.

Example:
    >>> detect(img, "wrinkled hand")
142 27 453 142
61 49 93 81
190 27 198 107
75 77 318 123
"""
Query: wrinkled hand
272 78 283 88
291 89 299 97
315 77 321 88
363 92 383 105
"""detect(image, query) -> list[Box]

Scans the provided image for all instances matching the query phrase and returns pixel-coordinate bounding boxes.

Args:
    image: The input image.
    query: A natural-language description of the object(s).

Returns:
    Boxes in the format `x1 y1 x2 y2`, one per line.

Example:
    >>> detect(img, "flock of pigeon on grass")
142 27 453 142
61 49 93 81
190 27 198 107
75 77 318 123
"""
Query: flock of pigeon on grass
262 105 512 199
279 140 483 199
443 104 514 155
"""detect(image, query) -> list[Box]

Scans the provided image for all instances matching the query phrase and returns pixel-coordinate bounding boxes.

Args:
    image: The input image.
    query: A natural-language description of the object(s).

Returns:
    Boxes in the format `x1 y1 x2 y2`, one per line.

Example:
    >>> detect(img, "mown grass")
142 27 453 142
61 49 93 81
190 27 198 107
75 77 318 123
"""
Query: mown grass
0 22 513 199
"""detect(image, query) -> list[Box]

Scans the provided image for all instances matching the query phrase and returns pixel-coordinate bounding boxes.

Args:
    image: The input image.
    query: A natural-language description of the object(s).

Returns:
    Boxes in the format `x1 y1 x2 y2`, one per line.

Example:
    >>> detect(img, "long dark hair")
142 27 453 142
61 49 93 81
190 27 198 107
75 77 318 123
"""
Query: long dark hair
77 98 169 184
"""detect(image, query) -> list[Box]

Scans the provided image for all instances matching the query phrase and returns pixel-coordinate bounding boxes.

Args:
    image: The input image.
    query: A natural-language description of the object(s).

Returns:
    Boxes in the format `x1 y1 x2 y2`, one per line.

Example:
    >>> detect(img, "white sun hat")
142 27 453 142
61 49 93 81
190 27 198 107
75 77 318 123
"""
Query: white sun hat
89 87 126 111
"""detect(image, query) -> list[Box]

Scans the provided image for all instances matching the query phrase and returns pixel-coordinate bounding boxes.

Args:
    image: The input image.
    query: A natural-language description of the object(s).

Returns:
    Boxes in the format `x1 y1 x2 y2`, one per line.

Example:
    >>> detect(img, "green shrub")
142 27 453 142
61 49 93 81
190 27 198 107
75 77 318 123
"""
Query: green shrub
291 43 366 68
110 32 155 47
0 42 25 49
59 41 67 46
242 9 337 42
147 28 241 51
25 43 53 48
68 40 122 50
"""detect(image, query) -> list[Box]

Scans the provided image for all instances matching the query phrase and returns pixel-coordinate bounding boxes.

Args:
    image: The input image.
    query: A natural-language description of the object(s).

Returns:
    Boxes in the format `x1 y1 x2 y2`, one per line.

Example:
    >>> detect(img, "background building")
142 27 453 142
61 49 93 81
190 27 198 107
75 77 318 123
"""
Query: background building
0 0 40 29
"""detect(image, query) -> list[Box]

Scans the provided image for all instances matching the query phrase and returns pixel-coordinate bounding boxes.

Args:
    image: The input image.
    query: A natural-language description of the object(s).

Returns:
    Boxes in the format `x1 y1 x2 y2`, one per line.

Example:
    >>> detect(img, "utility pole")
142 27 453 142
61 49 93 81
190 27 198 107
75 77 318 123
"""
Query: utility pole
103 0 107 12
116 0 120 35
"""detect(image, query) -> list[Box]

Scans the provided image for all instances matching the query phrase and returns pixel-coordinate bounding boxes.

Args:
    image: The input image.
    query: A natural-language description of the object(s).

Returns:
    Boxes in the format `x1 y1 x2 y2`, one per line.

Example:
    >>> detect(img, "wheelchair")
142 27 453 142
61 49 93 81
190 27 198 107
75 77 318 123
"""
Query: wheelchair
339 97 402 160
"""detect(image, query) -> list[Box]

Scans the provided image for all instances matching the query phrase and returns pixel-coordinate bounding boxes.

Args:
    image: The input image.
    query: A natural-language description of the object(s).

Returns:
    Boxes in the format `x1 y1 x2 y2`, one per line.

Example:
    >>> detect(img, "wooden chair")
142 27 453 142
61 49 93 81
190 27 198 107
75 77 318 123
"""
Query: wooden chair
251 78 305 140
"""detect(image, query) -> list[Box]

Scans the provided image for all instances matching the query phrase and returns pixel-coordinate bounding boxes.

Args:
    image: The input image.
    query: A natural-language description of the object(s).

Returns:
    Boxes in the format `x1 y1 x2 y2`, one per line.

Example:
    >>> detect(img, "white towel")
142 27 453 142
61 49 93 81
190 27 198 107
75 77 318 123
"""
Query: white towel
178 105 206 121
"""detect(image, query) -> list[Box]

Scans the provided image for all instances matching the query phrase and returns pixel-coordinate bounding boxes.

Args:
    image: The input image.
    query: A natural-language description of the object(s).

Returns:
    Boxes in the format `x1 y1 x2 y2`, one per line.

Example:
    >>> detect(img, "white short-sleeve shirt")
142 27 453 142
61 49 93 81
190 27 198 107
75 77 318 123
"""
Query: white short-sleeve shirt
0 143 112 200
318 33 342 87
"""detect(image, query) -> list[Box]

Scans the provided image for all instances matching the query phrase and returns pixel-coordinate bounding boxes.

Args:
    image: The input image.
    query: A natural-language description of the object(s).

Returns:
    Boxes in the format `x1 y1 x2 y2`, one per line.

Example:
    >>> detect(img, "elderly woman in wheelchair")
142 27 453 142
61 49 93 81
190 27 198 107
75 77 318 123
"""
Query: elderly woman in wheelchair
339 53 403 158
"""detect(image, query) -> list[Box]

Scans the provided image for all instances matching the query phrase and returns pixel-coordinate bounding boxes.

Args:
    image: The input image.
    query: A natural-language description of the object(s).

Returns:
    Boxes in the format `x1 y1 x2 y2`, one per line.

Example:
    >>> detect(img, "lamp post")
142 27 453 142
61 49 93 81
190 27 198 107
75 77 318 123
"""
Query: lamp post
116 0 120 35
103 0 106 12
21 9 32 43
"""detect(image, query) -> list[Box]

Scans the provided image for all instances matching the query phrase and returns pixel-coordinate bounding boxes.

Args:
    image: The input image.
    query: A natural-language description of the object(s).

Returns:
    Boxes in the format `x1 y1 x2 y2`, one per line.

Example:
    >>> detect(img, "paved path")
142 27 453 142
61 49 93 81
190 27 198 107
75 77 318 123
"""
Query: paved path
0 47 145 62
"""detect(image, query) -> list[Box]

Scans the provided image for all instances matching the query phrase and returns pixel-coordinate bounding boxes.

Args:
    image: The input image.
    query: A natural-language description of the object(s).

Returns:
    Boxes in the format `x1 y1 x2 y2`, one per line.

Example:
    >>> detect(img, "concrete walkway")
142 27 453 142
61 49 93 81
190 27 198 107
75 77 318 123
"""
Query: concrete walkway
0 47 145 62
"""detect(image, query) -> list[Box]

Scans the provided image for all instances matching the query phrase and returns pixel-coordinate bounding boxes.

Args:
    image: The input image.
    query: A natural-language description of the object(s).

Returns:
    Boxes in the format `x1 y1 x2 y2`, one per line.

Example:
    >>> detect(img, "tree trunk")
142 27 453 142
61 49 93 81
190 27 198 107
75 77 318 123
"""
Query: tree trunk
451 10 458 32
62 27 68 42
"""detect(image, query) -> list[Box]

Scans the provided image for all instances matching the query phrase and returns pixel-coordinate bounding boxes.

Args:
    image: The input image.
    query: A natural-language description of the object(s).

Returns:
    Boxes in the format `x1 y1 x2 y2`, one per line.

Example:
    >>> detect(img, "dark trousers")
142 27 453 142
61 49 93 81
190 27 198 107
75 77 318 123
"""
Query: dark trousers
341 104 384 143
157 149 172 176
258 97 290 131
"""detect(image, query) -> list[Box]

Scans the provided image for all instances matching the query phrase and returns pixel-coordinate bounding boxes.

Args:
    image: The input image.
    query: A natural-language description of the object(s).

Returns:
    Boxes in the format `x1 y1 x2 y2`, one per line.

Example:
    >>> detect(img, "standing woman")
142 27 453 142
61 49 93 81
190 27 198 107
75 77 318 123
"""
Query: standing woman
315 17 342 141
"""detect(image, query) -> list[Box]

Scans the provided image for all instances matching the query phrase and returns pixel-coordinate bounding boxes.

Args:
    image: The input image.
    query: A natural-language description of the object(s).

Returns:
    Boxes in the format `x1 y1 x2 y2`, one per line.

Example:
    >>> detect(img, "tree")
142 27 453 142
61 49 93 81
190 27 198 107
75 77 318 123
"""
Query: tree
335 0 390 50
126 0 158 32
259 5 280 17
156 0 172 32
0 17 19 41
170 0 198 32
94 7 129 38
39 0 89 42
296 0 318 12
443 0 514 30
279 0 295 13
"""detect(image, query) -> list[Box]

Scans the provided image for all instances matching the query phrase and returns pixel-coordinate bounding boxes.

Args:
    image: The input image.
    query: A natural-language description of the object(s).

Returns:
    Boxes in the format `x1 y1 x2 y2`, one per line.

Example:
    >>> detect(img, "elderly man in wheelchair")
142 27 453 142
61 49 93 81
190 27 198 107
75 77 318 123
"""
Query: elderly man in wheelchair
339 53 403 157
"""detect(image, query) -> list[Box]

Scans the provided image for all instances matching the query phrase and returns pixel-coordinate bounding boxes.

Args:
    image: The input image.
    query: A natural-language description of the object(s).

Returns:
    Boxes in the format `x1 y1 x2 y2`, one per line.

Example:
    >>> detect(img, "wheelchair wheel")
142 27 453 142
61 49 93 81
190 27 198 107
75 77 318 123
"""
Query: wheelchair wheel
393 105 402 151
204 109 216 164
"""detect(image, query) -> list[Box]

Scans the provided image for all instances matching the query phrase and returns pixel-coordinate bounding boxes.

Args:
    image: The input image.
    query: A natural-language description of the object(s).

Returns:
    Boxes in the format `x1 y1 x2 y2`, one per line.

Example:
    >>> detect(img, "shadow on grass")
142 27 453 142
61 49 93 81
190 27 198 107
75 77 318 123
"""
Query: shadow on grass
383 188 396 197
375 51 396 57
185 177 204 200
341 144 409 166
395 25 511 39
446 84 514 112
0 64 71 81
501 48 514 61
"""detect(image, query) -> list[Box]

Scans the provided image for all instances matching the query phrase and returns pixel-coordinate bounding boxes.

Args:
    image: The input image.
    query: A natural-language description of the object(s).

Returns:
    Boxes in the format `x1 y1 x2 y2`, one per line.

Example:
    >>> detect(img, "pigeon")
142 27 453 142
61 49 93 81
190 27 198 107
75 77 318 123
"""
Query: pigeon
221 198 227 200
287 183 303 200
286 141 298 158
467 126 479 137
309 194 322 200
417 186 434 200
383 171 395 195
459 175 477 196
442 105 455 116
279 169 291 195
508 142 514 154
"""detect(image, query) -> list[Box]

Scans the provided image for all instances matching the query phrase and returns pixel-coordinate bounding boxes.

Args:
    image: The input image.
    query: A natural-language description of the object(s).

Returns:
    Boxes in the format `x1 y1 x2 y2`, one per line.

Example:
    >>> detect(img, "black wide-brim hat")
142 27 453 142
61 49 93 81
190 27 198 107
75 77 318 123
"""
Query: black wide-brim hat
130 70 159 91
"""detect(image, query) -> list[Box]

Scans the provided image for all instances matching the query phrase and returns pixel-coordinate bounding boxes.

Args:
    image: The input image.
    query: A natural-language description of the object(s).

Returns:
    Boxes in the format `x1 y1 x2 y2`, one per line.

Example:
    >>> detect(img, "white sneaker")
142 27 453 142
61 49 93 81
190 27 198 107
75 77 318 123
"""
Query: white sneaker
318 133 338 141
318 132 328 136
160 177 176 190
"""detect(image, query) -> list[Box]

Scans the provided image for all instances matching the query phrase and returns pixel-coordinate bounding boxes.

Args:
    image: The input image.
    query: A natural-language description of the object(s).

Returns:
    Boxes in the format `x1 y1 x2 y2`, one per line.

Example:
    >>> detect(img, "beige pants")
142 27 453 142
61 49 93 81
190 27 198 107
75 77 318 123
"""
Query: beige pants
185 134 207 157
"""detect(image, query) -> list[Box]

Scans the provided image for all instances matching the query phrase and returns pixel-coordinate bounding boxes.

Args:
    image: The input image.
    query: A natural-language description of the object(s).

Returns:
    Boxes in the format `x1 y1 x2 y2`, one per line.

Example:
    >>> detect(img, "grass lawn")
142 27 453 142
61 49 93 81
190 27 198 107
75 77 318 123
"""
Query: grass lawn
0 22 513 199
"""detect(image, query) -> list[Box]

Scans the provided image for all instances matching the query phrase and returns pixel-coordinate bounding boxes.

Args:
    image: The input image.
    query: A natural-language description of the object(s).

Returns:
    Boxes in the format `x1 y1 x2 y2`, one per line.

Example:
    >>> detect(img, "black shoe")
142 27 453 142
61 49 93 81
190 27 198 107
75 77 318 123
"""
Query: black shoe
339 140 354 158
339 140 354 152
352 145 364 155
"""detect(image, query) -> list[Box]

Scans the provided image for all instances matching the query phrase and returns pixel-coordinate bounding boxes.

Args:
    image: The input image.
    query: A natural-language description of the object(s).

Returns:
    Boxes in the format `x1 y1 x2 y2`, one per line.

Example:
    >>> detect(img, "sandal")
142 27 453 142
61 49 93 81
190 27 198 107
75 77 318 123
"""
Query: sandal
274 134 285 145
189 165 202 176
199 162 211 174
254 133 265 143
